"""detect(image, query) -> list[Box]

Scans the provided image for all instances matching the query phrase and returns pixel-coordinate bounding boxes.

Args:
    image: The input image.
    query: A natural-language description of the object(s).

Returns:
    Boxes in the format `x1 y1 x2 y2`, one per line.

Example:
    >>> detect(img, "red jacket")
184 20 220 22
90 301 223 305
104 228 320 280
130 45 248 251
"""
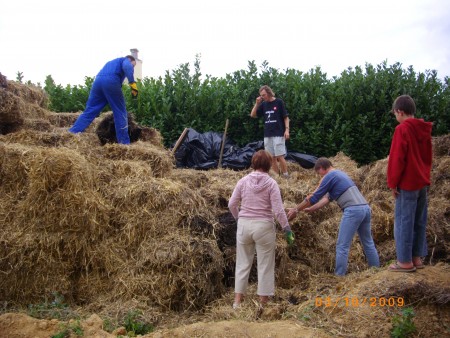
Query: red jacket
387 118 432 191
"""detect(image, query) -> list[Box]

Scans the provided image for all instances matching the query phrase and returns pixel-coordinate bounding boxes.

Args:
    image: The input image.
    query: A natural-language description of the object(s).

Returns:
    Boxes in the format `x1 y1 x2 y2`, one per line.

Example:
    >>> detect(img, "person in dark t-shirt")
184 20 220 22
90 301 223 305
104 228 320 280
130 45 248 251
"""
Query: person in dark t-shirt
250 85 290 177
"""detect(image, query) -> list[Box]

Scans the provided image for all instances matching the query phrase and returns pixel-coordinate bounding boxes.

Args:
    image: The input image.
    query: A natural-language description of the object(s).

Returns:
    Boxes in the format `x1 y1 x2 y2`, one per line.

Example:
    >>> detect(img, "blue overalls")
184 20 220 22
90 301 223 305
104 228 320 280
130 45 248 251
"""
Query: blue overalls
69 57 135 144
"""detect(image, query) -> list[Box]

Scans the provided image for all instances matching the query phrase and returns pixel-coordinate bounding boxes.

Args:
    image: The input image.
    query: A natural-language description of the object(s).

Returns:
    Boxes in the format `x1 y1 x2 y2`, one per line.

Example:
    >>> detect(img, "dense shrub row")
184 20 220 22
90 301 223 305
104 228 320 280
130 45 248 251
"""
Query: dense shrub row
42 59 449 165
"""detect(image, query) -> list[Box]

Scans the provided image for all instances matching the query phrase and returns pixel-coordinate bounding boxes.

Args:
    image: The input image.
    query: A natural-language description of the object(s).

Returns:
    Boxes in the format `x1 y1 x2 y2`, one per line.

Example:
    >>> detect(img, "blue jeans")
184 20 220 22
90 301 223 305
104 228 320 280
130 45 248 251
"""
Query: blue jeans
394 187 428 263
335 205 380 276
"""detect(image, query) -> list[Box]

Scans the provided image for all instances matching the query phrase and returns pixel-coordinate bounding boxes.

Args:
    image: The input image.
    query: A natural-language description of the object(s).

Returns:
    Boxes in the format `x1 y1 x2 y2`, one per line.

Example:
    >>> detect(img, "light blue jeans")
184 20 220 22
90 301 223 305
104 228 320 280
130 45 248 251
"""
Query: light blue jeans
394 187 428 263
335 205 380 276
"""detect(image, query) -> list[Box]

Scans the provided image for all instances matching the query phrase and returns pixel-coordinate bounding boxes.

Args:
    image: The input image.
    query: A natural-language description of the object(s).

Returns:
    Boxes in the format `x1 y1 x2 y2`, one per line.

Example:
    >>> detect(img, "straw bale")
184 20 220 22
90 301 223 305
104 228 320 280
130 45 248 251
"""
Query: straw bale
0 129 77 148
0 230 78 302
102 142 173 178
102 171 210 241
169 169 211 190
140 126 164 147
0 72 6 88
23 118 53 131
4 81 48 108
433 134 450 157
99 159 153 184
106 234 225 311
199 170 245 209
426 197 450 262
47 112 81 128
364 190 394 242
329 152 361 185
21 105 52 120
62 132 105 158
14 147 111 236
0 88 25 134
430 156 450 199
0 142 32 195
303 216 340 273
359 158 389 194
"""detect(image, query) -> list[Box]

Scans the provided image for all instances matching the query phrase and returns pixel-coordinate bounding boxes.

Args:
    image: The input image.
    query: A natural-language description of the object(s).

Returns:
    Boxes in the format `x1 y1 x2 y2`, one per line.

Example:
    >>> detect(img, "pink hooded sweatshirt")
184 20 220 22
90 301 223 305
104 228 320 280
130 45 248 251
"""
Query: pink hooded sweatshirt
228 171 290 230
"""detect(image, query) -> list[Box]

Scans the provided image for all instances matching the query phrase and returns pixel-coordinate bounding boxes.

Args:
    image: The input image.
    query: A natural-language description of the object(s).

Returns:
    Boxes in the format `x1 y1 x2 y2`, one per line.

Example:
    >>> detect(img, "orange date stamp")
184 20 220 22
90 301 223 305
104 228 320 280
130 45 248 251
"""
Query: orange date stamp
315 296 404 307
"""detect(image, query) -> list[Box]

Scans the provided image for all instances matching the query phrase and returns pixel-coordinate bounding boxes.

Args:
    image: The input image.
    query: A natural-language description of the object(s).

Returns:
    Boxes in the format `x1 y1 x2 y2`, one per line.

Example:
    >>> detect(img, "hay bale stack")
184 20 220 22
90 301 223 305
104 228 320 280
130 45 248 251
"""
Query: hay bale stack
0 80 54 135
0 146 112 302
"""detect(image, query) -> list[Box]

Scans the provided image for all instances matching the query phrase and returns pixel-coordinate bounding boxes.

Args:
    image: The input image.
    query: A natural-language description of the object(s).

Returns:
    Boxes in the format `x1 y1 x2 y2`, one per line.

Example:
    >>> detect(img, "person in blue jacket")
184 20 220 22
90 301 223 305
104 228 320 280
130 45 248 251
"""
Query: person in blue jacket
69 55 139 144
287 157 380 276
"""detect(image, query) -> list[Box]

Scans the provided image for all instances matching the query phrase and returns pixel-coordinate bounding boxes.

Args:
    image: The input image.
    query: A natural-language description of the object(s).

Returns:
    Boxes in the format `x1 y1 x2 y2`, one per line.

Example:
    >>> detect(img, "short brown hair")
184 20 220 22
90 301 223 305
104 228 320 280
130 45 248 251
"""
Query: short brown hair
251 150 272 172
314 157 332 171
392 95 416 116
259 85 274 98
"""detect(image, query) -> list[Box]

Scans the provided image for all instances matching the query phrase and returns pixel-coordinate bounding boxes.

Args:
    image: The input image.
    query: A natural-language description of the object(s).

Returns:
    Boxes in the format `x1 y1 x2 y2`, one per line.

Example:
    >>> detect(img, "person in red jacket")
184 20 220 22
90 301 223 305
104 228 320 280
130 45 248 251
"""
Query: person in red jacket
387 95 433 272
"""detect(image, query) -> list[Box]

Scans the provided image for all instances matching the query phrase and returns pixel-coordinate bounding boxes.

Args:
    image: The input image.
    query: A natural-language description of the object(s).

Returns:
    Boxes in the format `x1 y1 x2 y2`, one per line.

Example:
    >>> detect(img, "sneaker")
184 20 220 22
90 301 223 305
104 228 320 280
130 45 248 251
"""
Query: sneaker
232 303 240 310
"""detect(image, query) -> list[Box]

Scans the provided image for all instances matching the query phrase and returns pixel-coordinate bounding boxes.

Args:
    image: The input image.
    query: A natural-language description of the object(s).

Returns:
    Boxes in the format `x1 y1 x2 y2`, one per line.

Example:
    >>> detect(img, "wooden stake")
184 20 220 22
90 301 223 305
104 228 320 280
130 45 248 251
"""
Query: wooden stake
218 119 229 168
171 128 189 155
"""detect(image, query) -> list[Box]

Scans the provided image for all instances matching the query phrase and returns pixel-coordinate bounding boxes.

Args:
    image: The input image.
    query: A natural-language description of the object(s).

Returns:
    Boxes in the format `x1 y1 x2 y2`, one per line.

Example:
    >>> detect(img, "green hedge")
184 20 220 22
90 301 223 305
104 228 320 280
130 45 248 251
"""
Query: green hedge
43 59 449 165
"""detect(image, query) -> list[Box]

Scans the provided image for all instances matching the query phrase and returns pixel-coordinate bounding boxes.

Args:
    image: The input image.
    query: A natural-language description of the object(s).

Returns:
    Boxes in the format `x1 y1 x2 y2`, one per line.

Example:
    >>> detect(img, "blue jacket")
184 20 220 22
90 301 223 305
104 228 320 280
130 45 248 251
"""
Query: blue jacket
96 57 135 84
310 170 356 204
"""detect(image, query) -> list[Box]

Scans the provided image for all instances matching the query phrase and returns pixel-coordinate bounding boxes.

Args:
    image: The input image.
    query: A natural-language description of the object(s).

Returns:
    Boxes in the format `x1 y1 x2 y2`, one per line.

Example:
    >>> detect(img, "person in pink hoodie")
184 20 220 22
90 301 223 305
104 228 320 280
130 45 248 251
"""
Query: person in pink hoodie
228 150 294 310
387 95 433 272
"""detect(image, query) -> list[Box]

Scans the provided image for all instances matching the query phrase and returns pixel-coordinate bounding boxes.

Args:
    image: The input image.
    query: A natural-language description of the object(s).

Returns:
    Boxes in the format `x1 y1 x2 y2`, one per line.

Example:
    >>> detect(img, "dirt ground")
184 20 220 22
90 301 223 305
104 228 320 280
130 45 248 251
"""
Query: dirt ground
1 264 449 337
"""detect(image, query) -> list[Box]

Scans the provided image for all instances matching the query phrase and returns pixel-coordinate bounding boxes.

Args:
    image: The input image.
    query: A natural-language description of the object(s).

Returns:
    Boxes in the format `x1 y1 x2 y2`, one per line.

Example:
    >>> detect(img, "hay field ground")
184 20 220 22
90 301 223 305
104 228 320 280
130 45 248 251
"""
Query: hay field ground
0 79 449 337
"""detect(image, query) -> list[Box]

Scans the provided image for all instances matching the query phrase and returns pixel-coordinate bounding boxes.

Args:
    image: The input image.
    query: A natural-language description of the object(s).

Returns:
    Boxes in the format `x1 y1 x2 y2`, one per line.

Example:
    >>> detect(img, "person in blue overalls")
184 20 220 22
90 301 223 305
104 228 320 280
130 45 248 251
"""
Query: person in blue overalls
69 55 139 144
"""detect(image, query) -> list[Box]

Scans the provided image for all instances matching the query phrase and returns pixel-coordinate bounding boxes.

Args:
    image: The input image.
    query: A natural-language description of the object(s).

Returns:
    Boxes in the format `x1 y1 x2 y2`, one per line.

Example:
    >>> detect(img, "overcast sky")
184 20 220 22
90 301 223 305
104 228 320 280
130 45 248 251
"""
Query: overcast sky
1 0 449 86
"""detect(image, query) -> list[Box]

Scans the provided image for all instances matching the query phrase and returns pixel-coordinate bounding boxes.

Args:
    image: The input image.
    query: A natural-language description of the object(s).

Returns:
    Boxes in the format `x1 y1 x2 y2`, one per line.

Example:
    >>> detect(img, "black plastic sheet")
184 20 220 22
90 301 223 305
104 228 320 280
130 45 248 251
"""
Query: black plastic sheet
173 128 317 170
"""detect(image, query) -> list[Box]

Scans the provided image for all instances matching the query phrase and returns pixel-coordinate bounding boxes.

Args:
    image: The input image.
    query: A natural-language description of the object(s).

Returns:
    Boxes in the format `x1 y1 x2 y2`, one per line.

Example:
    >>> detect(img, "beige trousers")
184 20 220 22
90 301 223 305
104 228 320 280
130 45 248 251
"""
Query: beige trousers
235 218 276 296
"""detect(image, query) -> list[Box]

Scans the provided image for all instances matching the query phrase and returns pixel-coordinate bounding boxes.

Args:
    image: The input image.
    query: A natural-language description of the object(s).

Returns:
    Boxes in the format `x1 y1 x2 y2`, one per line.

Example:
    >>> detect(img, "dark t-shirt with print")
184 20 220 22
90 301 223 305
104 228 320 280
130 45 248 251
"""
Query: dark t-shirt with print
256 98 288 137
